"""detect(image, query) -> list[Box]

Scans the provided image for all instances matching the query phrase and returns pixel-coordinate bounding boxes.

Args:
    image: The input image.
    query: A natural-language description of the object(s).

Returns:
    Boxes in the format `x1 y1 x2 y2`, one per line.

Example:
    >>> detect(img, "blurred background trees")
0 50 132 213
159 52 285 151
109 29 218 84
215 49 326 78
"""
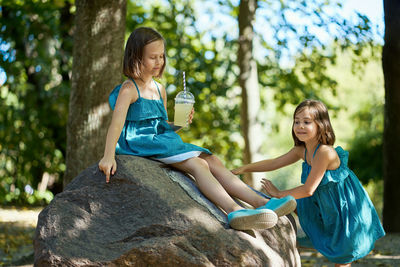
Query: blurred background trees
0 0 388 225
0 0 74 204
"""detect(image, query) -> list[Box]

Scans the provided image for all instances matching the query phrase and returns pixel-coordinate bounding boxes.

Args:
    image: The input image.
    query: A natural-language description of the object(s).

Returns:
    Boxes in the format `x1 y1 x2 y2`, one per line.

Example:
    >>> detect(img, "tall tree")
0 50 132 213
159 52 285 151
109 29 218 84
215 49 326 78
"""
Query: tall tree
382 0 400 232
64 0 127 186
237 0 262 185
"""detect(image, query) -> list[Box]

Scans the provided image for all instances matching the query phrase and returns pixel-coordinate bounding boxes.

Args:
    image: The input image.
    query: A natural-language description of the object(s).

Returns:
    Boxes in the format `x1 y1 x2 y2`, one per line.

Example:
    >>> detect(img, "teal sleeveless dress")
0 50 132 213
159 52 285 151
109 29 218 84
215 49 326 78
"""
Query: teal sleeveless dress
109 79 211 163
297 144 385 264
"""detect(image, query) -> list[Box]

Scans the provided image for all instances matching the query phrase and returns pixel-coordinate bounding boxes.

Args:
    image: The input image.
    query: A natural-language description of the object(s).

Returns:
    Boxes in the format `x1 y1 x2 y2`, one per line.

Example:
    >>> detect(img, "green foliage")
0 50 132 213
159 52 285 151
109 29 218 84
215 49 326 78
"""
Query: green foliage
0 0 74 205
0 0 381 204
347 102 383 183
326 45 384 185
255 0 377 112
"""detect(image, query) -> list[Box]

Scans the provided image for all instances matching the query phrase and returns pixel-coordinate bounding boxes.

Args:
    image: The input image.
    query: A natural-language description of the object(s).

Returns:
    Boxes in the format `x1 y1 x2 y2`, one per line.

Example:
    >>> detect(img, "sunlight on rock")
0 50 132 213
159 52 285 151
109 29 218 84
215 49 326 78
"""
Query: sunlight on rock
182 207 221 232
35 156 300 265
66 217 90 238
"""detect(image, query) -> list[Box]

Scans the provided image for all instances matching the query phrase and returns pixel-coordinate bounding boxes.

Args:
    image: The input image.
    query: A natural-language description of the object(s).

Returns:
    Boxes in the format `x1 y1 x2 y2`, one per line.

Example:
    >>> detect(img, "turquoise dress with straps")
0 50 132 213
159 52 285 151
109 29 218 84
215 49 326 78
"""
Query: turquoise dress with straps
297 144 385 264
108 79 211 163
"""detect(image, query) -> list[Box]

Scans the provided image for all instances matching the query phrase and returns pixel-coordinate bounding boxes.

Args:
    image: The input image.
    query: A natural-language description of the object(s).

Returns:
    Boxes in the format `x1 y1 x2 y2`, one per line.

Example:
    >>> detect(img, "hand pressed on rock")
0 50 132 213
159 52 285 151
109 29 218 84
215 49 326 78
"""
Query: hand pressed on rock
98 157 117 183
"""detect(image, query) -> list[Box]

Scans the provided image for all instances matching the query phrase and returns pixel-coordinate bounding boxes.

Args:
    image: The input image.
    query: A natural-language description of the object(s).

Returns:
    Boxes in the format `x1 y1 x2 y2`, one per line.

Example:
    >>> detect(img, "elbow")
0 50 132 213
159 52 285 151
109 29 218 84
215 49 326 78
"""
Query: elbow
304 192 313 197
303 187 315 197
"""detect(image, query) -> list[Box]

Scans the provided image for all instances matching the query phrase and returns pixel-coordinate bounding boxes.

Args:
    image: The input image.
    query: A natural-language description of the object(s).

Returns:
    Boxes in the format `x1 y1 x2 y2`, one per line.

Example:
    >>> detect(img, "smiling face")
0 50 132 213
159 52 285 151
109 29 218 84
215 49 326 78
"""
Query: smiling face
291 100 336 146
293 107 319 144
141 40 165 77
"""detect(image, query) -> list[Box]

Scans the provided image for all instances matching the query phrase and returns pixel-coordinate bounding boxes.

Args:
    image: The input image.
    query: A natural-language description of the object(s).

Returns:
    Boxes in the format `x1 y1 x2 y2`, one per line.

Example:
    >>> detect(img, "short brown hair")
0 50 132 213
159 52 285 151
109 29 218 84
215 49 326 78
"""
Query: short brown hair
123 27 166 79
292 99 335 146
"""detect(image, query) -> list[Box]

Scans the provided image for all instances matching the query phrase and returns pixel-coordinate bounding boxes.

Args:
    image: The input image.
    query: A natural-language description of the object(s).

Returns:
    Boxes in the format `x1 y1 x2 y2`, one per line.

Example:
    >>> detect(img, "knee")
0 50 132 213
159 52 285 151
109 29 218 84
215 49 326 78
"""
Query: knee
186 157 210 173
203 154 224 168
204 155 225 173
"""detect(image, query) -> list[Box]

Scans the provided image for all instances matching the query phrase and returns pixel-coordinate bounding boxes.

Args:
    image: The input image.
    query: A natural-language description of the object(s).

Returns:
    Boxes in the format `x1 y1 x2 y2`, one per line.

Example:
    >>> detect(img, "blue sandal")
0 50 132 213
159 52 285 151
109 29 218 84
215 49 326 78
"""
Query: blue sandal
257 195 296 217
227 209 278 230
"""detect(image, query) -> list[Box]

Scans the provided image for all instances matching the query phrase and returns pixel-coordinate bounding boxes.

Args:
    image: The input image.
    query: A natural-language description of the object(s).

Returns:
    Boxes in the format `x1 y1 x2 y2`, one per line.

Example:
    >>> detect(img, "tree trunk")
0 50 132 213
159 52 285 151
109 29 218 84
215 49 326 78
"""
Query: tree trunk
64 0 127 186
382 0 400 232
238 0 262 186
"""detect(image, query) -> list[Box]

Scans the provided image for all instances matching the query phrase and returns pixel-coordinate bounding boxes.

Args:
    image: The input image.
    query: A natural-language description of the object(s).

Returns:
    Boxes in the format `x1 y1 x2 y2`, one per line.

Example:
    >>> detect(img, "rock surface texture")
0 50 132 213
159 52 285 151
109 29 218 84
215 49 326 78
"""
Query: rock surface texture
34 155 301 266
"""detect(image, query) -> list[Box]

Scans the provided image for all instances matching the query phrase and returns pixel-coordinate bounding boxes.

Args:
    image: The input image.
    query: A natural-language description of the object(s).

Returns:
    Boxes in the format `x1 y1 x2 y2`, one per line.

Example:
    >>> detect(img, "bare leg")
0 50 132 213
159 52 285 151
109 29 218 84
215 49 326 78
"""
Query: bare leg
200 154 268 208
335 263 351 267
171 157 244 214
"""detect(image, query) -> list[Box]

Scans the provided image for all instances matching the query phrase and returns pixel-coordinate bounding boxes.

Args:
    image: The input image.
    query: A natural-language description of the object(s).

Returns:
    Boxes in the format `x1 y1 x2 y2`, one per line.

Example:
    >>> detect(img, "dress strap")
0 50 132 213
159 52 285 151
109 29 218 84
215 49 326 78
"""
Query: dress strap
130 78 141 98
153 79 162 99
312 143 321 158
304 147 307 162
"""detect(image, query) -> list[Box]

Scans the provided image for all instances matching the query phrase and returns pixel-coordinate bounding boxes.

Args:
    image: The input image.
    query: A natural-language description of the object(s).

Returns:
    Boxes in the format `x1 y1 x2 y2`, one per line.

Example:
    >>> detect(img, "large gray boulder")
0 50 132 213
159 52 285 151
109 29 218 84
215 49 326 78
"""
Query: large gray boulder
34 155 300 266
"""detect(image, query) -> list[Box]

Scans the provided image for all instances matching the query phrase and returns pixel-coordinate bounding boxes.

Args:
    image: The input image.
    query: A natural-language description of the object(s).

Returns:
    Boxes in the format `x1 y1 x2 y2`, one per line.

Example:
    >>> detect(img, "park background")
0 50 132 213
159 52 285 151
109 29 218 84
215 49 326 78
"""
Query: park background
1 0 398 266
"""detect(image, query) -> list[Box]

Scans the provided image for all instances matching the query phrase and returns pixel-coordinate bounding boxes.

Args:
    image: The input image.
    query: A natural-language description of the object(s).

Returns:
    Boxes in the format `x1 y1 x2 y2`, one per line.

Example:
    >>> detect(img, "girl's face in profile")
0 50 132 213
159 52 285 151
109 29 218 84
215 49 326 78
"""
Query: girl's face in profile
141 40 165 77
293 108 318 143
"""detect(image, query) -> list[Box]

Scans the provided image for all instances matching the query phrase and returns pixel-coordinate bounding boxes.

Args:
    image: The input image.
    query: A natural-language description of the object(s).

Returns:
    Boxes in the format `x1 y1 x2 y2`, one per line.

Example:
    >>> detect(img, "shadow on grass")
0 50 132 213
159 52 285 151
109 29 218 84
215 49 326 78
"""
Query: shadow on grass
0 222 35 266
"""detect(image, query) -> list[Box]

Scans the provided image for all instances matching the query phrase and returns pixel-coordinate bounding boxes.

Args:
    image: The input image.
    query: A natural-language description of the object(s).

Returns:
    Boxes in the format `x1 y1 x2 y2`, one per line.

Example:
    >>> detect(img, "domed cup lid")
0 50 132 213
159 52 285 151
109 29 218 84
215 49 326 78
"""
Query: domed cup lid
175 91 195 103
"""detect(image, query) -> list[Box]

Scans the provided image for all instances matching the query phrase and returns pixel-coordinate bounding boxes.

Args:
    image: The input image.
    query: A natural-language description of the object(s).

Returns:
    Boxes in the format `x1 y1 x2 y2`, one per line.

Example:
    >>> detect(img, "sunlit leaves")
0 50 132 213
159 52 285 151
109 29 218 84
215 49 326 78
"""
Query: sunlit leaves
0 0 73 204
0 0 381 204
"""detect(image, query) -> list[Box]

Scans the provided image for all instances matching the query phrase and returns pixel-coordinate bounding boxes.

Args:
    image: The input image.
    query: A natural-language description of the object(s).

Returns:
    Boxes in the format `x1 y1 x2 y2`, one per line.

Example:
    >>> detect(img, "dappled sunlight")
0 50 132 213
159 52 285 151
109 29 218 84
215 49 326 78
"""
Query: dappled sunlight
0 0 393 265
92 8 111 36
240 229 282 255
91 54 110 72
181 206 224 232
65 215 91 239
85 102 110 133
0 207 41 228
112 6 124 25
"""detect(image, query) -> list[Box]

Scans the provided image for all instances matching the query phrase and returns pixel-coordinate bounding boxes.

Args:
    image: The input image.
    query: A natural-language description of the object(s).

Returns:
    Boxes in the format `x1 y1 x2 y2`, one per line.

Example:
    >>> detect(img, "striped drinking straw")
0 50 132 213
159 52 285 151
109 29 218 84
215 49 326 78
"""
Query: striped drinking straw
183 71 186 93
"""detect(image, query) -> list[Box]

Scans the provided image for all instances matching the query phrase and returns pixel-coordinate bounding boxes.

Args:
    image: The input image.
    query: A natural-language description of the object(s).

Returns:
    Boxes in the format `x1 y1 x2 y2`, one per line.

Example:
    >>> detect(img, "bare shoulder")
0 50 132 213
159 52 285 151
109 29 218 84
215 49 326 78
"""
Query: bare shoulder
155 80 166 93
119 79 138 102
317 145 337 158
154 80 164 89
154 80 167 99
121 79 136 91
317 145 340 168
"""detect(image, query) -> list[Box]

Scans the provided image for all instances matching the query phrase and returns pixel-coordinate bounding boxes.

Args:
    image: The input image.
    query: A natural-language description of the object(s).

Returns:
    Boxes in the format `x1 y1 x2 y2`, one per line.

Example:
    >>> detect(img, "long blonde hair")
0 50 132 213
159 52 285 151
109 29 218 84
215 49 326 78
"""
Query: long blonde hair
292 99 335 146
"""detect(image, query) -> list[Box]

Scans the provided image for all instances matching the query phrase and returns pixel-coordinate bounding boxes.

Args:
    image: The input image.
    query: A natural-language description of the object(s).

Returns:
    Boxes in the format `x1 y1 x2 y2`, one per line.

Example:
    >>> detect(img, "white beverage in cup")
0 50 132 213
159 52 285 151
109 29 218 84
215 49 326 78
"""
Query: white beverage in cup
174 91 195 127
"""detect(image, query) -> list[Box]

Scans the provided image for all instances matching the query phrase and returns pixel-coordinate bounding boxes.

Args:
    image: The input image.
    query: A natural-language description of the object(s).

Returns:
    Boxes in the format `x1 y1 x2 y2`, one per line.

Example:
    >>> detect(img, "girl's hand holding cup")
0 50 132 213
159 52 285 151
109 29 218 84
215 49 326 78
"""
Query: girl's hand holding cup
188 108 194 124
174 71 195 128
